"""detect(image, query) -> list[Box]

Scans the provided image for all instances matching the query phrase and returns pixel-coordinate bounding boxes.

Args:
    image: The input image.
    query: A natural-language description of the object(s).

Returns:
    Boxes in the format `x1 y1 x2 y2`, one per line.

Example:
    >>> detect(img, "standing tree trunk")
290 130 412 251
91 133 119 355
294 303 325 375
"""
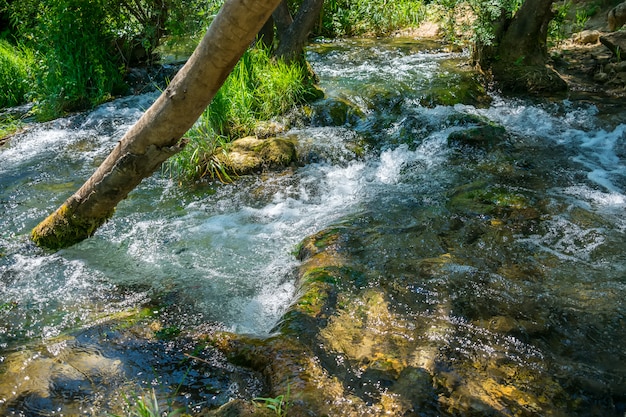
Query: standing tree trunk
498 0 554 66
475 0 567 93
274 0 324 63
31 0 282 250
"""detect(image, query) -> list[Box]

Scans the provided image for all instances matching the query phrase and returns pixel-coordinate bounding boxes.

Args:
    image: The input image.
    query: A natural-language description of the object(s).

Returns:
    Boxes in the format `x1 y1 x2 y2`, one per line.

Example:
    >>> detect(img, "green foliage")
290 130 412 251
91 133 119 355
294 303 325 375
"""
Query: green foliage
575 9 589 31
320 0 426 37
1 0 221 118
574 3 599 31
0 40 33 108
112 389 185 417
435 0 520 46
8 0 126 118
254 385 290 417
548 1 571 46
166 46 314 182
0 115 24 139
163 0 223 46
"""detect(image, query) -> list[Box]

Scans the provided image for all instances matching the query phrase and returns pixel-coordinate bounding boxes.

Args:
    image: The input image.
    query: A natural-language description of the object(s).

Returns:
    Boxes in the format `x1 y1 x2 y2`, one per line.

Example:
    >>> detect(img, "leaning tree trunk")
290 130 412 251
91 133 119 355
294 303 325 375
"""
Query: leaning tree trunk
31 0 282 250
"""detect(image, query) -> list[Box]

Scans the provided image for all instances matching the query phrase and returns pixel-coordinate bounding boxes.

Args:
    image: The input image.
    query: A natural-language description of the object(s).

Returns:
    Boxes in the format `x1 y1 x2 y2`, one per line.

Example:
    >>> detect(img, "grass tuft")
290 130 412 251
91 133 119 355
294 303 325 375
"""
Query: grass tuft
165 46 315 182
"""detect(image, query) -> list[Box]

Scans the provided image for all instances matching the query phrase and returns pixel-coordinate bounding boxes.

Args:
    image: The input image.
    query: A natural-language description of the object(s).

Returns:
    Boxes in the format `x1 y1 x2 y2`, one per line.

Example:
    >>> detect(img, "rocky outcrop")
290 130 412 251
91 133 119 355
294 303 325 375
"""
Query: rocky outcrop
447 123 508 150
600 30 626 56
608 1 626 31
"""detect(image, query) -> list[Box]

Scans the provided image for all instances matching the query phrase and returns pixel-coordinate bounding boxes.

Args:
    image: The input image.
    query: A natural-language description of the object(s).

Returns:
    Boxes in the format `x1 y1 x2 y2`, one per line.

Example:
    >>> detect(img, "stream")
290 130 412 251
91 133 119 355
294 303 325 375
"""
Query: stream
0 38 625 416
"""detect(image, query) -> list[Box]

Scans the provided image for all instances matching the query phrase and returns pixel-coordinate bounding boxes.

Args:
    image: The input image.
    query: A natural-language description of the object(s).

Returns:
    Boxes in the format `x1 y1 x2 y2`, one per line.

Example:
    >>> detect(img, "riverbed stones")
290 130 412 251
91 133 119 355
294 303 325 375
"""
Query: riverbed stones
207 194 579 416
0 339 124 414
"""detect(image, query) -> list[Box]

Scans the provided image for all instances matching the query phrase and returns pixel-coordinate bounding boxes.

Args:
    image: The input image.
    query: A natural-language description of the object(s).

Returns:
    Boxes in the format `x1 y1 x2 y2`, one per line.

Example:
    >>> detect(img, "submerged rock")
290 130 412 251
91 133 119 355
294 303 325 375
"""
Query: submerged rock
447 123 508 150
205 204 575 416
310 97 366 127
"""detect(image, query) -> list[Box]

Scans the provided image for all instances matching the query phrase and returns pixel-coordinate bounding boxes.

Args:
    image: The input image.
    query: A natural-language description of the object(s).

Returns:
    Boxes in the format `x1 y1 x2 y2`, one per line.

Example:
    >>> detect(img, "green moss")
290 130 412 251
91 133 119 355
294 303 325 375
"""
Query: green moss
31 203 114 250
294 281 333 316
447 124 507 150
302 267 340 285
448 182 530 215
155 326 181 340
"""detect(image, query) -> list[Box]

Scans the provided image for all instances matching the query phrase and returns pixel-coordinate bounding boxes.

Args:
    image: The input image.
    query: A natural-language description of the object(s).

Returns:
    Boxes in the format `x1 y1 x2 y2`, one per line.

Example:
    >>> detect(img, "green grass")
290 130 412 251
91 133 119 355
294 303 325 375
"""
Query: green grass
320 0 427 37
112 389 184 417
165 46 316 182
0 40 33 109
254 384 291 417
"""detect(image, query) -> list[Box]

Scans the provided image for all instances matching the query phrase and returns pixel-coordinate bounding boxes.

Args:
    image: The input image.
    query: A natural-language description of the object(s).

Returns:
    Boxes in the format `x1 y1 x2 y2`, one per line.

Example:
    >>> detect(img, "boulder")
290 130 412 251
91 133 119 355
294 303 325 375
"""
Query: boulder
217 136 297 176
447 123 508 150
608 1 626 31
600 31 626 56
573 30 600 45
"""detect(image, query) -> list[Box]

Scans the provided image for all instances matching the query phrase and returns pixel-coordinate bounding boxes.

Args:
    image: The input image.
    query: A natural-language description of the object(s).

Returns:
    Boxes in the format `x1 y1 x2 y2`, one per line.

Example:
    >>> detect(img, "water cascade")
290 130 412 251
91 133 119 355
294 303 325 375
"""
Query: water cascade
0 39 624 416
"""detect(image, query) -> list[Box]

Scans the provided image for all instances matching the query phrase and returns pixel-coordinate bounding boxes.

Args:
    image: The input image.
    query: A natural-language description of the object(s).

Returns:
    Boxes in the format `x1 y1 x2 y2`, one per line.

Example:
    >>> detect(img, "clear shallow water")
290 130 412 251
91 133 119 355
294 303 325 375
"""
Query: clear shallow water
0 38 625 415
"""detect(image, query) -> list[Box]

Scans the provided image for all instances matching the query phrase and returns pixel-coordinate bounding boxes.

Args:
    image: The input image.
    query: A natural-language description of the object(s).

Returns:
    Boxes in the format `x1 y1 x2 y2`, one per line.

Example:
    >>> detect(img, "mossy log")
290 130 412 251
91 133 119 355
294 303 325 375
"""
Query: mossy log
31 0 282 250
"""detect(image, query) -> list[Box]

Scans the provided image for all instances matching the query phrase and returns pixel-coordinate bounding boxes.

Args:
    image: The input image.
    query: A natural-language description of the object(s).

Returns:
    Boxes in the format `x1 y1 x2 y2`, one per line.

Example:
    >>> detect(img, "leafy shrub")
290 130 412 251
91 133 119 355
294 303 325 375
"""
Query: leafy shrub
320 0 426 37
548 1 571 46
28 0 126 118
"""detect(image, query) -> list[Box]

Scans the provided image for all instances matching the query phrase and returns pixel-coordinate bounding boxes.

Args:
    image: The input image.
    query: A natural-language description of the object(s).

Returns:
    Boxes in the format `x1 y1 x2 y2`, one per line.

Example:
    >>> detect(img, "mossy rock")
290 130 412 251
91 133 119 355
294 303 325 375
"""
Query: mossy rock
311 97 365 126
448 182 530 216
491 63 568 94
447 124 507 150
216 136 297 176
31 202 114 250
420 78 492 108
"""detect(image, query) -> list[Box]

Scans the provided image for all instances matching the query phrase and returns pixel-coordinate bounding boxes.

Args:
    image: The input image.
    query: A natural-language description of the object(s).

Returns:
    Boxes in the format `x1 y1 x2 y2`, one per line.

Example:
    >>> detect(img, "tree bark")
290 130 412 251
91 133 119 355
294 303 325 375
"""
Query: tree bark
475 0 567 93
272 0 294 38
31 0 282 250
497 0 554 66
274 0 324 63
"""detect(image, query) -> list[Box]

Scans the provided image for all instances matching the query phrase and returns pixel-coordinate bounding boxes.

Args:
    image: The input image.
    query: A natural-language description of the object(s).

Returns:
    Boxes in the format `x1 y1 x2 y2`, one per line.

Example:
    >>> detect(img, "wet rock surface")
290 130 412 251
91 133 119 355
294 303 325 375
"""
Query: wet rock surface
206 121 626 416
2 38 625 417
0 307 266 416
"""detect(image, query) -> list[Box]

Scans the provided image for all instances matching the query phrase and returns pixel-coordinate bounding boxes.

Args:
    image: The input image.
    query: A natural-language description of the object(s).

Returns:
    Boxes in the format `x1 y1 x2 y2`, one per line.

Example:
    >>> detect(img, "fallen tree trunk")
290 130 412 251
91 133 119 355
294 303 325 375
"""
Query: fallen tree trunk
31 0 282 250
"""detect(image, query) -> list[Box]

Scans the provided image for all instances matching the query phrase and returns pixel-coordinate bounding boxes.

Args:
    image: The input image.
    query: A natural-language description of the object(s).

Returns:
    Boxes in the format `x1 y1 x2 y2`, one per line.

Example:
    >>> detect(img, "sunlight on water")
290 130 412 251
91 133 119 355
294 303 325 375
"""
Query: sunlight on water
1 38 625 416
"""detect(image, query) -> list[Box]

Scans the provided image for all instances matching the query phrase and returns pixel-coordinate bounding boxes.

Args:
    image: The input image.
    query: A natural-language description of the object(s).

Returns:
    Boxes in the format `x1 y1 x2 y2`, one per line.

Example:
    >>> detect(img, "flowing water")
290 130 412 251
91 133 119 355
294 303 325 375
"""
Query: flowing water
0 38 624 415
